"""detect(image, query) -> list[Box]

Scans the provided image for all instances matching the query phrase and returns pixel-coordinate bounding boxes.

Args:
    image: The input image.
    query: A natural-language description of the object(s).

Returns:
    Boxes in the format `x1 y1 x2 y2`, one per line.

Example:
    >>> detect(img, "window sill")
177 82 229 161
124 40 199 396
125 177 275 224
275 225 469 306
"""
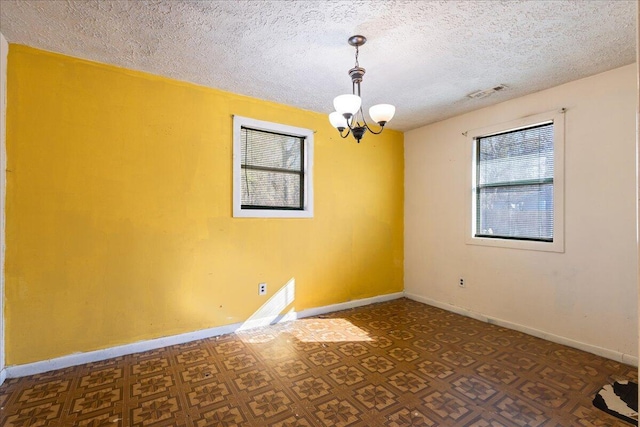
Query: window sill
233 208 313 219
465 235 564 253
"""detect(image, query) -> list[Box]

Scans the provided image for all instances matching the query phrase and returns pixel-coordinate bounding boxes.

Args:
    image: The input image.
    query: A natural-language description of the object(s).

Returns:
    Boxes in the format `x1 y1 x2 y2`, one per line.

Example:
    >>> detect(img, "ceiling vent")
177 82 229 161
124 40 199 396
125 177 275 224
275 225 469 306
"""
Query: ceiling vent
467 84 508 99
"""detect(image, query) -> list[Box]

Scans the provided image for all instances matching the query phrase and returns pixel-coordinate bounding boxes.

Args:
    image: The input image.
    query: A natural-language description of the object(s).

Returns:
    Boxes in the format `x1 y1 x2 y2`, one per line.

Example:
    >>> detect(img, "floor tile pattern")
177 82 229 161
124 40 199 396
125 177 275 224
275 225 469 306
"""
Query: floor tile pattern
1 298 637 426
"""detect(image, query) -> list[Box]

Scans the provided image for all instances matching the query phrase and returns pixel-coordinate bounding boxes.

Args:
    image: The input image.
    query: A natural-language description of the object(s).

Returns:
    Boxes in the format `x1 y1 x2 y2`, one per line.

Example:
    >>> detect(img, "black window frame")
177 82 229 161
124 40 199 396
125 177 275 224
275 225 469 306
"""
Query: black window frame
240 126 305 211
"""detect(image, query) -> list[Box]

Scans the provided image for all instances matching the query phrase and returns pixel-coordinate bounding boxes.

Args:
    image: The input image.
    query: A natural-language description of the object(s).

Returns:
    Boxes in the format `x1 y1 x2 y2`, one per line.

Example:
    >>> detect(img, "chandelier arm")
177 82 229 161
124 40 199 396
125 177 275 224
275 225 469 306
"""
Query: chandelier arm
358 107 386 135
347 105 368 130
365 123 386 135
344 111 362 132
343 117 355 132
338 128 351 139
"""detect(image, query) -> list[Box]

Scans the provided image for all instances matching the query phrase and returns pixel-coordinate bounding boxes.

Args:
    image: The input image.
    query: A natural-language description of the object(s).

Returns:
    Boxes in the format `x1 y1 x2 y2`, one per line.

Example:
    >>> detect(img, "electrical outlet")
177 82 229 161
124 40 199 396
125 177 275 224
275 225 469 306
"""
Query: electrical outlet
259 283 267 295
459 278 465 288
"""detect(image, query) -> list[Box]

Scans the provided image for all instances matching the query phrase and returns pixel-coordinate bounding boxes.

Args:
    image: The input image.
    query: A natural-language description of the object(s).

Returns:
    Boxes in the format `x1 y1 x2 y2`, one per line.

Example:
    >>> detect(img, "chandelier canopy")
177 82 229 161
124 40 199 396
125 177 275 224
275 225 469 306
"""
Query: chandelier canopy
329 35 395 143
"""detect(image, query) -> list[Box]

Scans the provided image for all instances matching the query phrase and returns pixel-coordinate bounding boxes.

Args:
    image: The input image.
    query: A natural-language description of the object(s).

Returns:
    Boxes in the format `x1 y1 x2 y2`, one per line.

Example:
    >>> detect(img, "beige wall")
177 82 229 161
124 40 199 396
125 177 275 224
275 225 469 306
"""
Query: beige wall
405 64 638 362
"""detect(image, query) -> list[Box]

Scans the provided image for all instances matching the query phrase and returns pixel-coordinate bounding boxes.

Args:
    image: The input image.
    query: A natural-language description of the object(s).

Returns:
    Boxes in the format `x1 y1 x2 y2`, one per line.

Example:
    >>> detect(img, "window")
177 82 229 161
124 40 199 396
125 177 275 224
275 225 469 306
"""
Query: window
466 111 564 252
233 116 313 218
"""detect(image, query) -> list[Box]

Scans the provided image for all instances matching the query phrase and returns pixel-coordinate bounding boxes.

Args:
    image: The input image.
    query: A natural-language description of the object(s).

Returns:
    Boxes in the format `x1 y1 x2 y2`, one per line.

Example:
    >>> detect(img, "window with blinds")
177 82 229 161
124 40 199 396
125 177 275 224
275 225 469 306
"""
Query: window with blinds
475 122 554 242
241 127 304 210
232 116 314 218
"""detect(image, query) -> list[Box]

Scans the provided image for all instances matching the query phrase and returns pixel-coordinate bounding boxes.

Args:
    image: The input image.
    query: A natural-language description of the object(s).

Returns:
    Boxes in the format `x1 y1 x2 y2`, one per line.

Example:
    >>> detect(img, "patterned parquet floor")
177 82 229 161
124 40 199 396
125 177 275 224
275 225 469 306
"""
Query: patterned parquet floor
1 298 637 426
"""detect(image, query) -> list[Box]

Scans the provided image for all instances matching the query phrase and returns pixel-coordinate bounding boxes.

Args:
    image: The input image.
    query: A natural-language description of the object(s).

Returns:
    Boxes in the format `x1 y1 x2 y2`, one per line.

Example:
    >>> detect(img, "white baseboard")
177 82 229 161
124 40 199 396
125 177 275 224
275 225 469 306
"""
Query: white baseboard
0 367 6 385
296 292 404 318
404 292 639 367
5 292 404 378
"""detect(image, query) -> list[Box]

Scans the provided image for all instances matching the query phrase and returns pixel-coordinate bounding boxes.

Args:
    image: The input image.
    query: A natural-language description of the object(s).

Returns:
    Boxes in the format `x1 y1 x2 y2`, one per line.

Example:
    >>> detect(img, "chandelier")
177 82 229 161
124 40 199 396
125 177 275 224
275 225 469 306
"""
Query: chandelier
329 35 395 143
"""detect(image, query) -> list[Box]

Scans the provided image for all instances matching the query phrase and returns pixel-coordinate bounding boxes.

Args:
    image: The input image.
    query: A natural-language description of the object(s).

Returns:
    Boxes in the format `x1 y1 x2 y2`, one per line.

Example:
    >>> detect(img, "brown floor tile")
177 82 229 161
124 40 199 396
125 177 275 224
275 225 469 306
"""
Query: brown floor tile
1 298 636 426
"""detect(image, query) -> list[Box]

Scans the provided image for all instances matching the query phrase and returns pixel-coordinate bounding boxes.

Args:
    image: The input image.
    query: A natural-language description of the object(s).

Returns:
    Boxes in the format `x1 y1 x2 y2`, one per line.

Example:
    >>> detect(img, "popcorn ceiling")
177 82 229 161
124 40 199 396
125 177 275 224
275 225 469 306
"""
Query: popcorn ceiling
0 0 635 131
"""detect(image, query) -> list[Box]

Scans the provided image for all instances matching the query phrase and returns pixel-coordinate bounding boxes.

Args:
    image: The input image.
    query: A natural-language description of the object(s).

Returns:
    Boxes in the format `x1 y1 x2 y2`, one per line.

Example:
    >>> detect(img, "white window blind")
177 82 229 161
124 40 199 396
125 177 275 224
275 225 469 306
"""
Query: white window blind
475 122 554 242
241 127 304 210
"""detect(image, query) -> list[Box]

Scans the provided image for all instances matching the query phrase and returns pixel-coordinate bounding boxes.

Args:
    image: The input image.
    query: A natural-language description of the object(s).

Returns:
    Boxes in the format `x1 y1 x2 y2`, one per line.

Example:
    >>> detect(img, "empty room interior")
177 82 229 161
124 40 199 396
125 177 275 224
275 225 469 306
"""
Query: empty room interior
0 1 639 426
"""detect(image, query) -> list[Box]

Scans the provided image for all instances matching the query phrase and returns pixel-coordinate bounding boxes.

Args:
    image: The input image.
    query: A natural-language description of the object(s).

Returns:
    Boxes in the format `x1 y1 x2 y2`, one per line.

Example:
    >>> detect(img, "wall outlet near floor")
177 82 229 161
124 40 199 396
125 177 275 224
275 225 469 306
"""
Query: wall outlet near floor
459 278 465 288
258 283 267 295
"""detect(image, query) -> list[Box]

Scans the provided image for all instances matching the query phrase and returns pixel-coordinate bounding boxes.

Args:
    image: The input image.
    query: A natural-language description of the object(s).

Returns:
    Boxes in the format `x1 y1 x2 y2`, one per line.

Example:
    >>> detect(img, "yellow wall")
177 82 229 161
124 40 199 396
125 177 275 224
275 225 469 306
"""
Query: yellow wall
5 45 404 365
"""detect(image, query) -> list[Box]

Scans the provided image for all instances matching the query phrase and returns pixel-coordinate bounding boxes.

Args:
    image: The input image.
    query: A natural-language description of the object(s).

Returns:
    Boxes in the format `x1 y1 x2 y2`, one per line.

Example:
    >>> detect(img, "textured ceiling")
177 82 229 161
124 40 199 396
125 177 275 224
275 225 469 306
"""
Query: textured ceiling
0 0 636 131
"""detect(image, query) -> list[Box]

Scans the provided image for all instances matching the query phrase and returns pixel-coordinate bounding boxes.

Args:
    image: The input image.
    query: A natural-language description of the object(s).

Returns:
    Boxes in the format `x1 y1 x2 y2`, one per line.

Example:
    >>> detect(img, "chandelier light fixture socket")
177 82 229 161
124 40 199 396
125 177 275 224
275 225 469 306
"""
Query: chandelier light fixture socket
328 35 395 143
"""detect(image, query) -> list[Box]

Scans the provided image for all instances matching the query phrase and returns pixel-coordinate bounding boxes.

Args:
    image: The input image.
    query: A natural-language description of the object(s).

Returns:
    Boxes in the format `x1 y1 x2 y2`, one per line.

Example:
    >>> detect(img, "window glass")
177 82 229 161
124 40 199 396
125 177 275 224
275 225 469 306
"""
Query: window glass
240 127 304 210
476 123 554 241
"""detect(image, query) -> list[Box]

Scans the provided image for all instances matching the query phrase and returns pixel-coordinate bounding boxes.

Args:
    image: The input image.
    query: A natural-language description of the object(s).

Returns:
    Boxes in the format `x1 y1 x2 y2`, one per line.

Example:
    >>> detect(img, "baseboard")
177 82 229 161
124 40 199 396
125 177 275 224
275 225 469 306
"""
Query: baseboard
296 292 404 318
0 367 6 385
404 292 639 367
5 292 404 378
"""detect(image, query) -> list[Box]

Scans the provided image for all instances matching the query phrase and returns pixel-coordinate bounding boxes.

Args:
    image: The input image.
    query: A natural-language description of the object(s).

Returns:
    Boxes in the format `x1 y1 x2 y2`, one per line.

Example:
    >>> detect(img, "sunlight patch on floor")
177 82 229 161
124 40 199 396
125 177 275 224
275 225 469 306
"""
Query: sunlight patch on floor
288 318 372 342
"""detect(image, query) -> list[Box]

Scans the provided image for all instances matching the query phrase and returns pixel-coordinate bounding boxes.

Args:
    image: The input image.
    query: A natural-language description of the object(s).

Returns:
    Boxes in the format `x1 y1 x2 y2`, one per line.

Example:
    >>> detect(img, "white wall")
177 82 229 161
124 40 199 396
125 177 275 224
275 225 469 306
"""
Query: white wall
0 32 7 384
405 64 638 363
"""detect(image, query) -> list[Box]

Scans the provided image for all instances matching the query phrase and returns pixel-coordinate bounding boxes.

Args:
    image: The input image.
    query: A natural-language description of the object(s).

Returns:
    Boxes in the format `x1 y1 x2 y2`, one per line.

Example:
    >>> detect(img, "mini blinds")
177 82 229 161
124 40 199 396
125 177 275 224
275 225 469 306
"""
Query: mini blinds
476 122 554 242
241 127 304 210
